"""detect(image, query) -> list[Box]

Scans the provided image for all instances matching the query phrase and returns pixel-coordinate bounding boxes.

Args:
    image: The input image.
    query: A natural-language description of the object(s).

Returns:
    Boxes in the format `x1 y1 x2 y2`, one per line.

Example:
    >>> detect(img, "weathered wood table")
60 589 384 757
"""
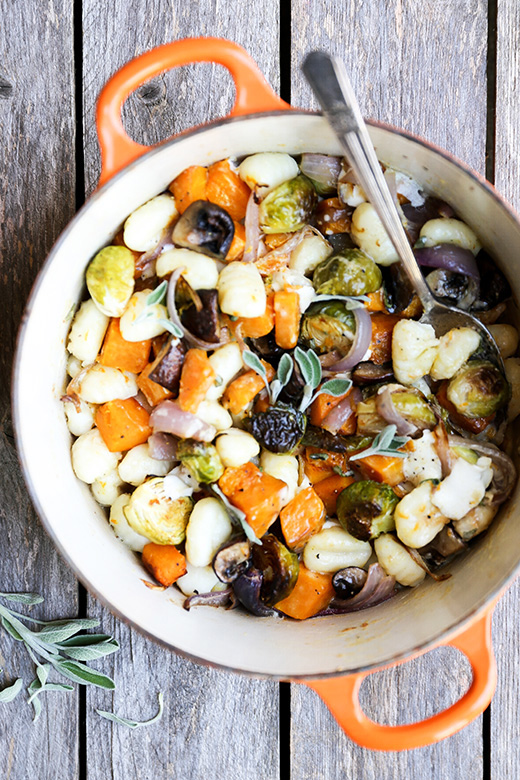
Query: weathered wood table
1 0 519 776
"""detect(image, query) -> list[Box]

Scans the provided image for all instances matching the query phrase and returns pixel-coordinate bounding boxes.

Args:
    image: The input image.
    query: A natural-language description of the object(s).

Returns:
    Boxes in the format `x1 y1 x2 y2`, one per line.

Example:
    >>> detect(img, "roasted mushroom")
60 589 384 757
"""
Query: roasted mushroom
424 268 479 311
233 568 276 617
332 567 368 599
337 480 399 541
172 200 235 260
213 538 252 583
181 288 221 344
148 337 186 393
251 534 299 606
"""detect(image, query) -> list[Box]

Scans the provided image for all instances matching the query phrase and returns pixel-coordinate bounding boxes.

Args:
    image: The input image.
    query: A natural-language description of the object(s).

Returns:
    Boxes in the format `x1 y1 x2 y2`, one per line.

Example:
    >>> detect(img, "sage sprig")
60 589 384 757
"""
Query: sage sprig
96 692 164 729
133 281 183 338
0 591 164 727
242 350 295 406
349 424 410 461
294 347 352 412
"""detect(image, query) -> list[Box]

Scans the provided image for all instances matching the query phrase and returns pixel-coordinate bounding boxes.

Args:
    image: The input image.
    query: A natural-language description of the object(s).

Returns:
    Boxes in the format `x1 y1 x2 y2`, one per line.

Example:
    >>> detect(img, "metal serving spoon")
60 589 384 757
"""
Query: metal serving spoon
303 51 504 370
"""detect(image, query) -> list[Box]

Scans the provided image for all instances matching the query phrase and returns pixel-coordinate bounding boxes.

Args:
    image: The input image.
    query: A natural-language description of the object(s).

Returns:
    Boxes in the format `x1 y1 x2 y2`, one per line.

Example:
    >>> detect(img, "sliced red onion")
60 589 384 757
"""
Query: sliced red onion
150 400 216 442
243 191 260 263
183 587 235 611
135 226 174 278
404 545 451 582
433 422 452 477
414 244 479 280
148 432 178 460
447 435 516 505
300 154 341 194
321 387 362 435
167 267 229 350
375 386 418 437
316 564 397 616
327 307 372 372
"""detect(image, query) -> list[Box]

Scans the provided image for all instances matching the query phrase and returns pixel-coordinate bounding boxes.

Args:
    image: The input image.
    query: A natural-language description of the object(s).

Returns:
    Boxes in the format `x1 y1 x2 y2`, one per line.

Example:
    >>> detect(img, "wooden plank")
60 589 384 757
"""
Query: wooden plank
291 0 488 773
0 1 79 778
490 2 520 777
81 4 281 778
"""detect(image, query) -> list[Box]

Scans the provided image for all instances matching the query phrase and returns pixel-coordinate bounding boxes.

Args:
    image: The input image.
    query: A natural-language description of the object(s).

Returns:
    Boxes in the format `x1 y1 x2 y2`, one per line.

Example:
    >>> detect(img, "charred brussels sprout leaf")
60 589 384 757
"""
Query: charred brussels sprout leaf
446 360 510 419
300 300 356 354
313 249 382 297
336 480 399 541
258 175 317 234
172 200 234 259
213 538 252 583
251 534 299 606
247 403 307 453
177 439 224 483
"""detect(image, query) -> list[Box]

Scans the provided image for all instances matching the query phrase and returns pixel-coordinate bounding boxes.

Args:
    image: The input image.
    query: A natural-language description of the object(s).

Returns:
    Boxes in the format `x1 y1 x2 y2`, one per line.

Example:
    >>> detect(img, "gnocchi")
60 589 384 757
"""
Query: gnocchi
217 262 266 318
392 320 440 385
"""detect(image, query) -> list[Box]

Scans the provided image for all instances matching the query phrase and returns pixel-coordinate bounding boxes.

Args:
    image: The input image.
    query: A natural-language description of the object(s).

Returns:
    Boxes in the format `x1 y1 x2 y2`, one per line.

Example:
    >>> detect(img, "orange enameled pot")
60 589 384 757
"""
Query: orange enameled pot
13 38 520 751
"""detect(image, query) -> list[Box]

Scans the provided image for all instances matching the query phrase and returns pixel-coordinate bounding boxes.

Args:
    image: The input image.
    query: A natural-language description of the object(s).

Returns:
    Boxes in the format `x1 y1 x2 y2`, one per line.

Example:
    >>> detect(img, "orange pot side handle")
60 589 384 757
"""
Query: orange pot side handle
96 37 291 187
303 608 496 751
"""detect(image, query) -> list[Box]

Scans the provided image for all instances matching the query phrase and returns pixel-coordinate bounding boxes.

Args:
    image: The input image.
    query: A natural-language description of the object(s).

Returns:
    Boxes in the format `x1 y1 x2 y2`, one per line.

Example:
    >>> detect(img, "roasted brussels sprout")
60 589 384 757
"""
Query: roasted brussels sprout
389 388 437 429
258 175 317 234
172 200 235 259
300 300 356 354
337 480 399 541
86 245 135 317
251 534 299 606
124 477 192 545
313 249 382 296
446 360 510 419
177 439 224 483
247 403 307 454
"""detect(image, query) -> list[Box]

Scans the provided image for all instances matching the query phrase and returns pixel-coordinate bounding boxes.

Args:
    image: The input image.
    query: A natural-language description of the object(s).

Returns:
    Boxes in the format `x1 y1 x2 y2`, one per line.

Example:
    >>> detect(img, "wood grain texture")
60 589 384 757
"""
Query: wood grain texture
0 1 79 778
81 3 281 778
291 0 487 773
490 2 520 777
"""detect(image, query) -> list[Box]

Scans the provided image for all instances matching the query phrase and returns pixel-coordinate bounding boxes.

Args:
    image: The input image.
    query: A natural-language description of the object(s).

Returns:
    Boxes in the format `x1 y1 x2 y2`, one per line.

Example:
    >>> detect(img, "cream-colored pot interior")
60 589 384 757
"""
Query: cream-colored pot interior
14 112 520 679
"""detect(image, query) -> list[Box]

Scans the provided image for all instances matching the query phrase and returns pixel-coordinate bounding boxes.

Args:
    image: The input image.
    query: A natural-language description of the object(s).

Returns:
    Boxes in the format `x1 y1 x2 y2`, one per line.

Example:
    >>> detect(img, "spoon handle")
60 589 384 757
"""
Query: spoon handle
303 51 435 312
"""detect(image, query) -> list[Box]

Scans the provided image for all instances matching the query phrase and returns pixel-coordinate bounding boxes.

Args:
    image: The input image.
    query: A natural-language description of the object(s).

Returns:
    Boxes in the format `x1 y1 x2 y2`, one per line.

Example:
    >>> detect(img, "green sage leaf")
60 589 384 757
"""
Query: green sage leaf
156 318 183 338
243 350 267 378
38 621 94 644
0 678 23 703
96 692 164 729
318 378 353 397
56 661 116 689
276 353 293 387
58 634 114 647
59 642 119 662
1 615 23 641
146 280 168 306
307 349 322 389
0 592 44 606
294 347 313 386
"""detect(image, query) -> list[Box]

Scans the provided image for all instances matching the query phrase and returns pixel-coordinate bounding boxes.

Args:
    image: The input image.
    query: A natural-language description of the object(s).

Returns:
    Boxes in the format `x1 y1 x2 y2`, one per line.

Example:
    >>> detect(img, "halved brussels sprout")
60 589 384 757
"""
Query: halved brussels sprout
391 388 437 428
313 249 382 296
258 175 317 234
337 480 399 541
300 300 356 354
124 477 192 545
86 246 135 317
251 534 299 606
247 403 307 454
446 360 510 419
177 439 224 484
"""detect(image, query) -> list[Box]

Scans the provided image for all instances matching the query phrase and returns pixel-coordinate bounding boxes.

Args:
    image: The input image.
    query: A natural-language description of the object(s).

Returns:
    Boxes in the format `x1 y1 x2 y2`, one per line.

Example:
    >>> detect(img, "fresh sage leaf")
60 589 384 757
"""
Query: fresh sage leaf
294 347 313 386
36 664 50 687
307 349 322 389
0 678 23 703
56 661 116 690
318 378 353 397
1 615 23 641
96 692 165 730
243 350 267 378
58 634 114 647
0 592 44 606
269 379 283 404
276 353 293 387
146 280 168 306
349 424 409 461
156 318 184 338
31 696 42 722
59 642 119 662
38 621 91 644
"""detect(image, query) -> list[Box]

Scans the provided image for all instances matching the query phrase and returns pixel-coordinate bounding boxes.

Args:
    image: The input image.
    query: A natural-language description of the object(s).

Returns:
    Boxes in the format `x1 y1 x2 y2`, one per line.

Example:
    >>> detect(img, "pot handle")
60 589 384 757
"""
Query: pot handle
303 608 496 751
96 37 291 186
